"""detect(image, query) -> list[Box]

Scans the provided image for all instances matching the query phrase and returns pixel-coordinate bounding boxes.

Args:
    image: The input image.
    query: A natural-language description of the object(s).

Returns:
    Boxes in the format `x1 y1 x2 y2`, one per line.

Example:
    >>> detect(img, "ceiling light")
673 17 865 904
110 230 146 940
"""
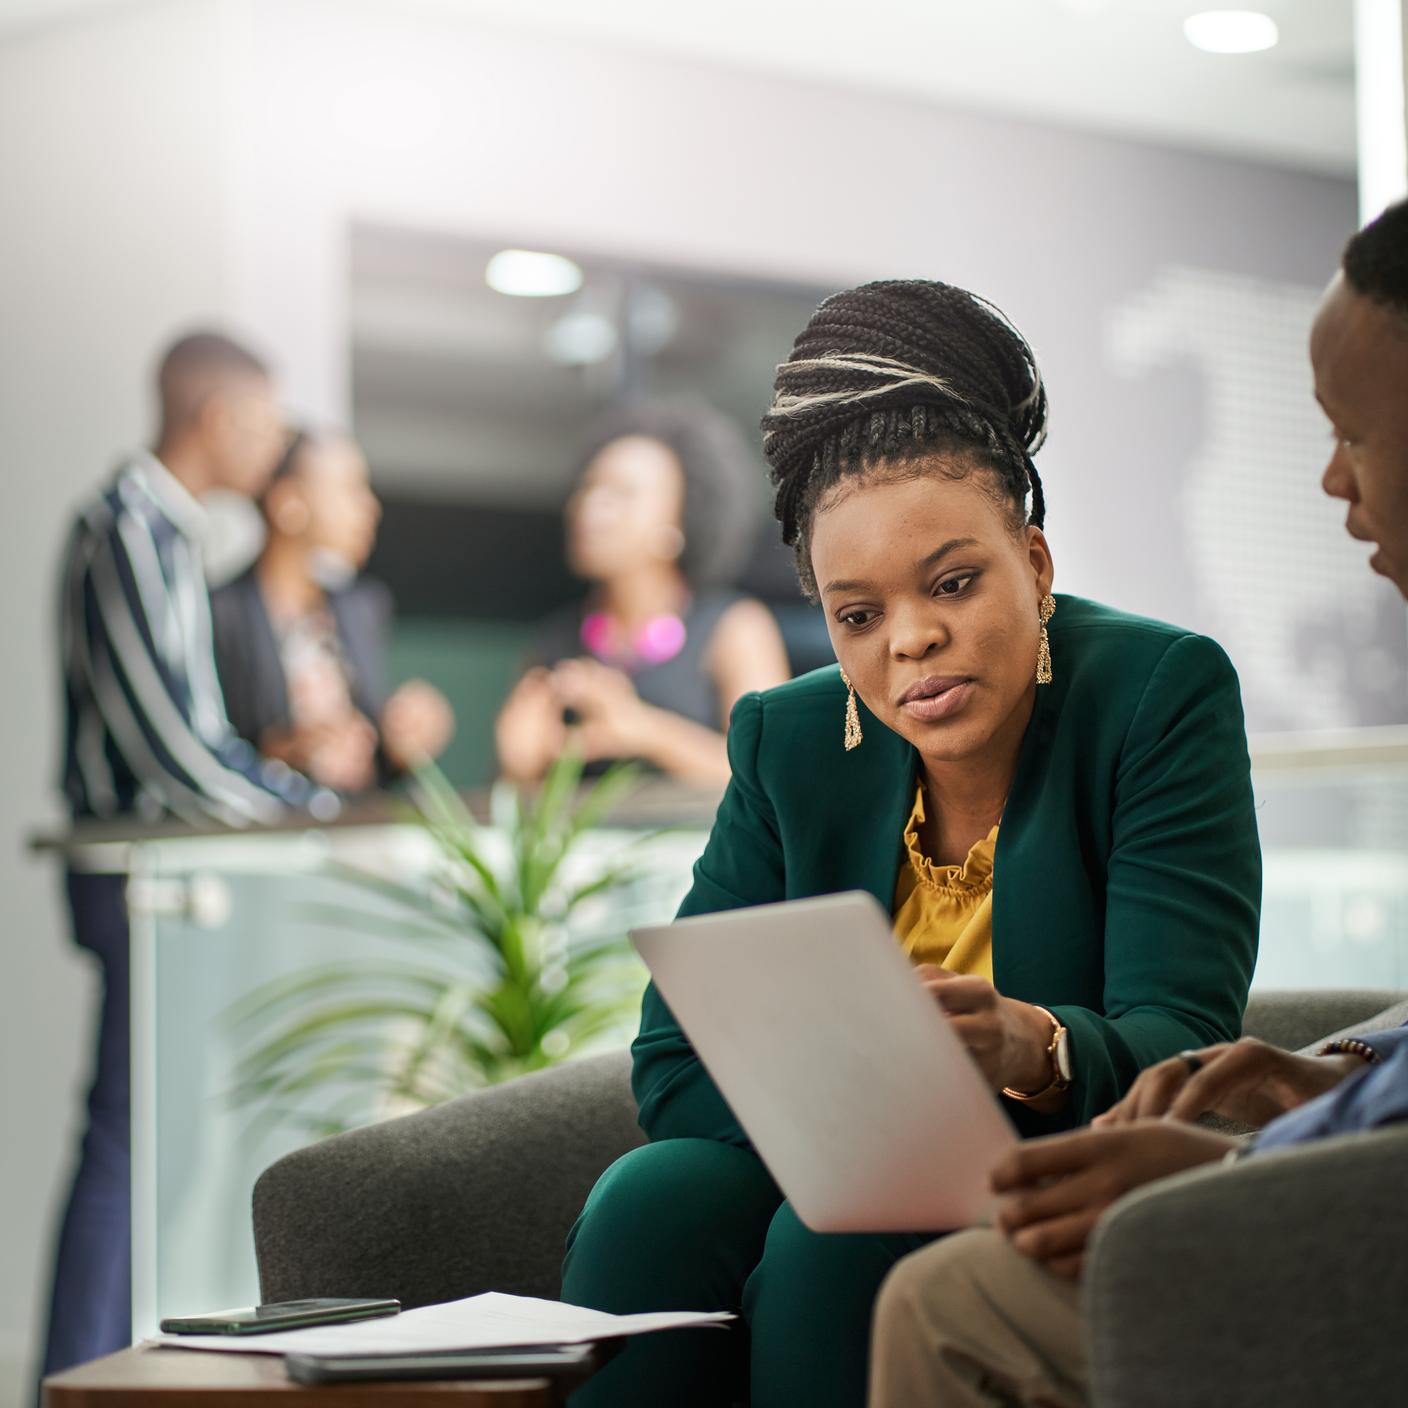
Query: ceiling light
1183 10 1279 54
485 249 584 297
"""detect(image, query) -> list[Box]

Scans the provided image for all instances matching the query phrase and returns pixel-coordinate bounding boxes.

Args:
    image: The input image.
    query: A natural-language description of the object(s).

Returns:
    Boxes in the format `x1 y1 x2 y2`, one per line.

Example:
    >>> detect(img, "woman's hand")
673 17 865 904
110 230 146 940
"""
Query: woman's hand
551 658 656 763
1094 1036 1370 1129
494 667 568 782
992 1122 1238 1280
381 679 455 771
301 714 379 792
915 966 1057 1095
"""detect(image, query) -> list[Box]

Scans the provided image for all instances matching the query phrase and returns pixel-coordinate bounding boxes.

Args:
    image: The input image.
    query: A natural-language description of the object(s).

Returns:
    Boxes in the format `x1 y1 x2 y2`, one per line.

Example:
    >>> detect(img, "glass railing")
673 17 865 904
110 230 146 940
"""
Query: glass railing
42 783 714 1342
31 735 1408 1343
1248 727 1408 990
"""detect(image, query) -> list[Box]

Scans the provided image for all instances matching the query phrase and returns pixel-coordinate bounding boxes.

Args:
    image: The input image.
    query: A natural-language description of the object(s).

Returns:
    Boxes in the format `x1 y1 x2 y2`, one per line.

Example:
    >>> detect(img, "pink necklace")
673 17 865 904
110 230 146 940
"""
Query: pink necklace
580 610 688 669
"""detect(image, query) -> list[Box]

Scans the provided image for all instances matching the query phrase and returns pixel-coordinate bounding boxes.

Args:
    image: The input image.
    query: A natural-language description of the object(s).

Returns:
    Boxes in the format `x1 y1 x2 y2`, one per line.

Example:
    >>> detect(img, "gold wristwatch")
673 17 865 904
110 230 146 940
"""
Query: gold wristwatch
1002 1005 1072 1102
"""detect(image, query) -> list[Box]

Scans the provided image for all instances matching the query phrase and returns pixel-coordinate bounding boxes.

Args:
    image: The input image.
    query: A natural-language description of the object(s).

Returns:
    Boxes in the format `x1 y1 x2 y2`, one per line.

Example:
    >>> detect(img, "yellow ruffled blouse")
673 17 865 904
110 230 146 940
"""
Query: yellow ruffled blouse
892 784 997 981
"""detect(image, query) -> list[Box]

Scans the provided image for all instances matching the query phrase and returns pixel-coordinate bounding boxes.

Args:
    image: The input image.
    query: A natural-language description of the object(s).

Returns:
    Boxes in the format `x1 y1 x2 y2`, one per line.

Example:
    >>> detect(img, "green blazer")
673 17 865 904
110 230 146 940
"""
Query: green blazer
632 594 1262 1141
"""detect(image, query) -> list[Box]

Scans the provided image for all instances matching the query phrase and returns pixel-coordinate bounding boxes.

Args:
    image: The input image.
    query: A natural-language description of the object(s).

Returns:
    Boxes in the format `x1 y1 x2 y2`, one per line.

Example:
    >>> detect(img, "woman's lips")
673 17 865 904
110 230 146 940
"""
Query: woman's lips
900 679 976 722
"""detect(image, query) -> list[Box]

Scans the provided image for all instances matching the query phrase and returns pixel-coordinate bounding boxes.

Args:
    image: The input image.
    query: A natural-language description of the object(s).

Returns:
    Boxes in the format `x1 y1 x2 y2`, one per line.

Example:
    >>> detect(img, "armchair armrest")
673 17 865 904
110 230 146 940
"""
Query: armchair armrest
253 1050 641 1308
1085 1123 1408 1407
1241 989 1408 1054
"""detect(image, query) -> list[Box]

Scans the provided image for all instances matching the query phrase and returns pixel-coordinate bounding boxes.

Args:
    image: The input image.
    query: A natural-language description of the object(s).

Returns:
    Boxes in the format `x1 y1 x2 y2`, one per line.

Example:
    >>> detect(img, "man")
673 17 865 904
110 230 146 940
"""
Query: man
868 196 1408 1408
42 332 334 1380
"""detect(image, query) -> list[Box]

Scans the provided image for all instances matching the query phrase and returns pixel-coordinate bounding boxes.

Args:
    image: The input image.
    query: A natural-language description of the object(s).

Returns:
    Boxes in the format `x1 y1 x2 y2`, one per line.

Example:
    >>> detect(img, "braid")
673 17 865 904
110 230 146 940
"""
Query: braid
762 280 1048 596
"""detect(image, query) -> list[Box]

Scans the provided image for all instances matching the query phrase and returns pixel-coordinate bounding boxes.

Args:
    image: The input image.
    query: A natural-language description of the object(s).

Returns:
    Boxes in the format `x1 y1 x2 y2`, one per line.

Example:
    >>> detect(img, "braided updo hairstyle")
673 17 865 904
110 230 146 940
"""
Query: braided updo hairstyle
762 280 1048 598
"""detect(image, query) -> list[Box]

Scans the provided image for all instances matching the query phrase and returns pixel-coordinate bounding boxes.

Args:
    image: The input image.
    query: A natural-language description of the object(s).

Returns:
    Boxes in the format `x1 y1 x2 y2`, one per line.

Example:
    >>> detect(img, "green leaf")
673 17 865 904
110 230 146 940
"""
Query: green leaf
566 761 642 840
226 963 457 1030
565 863 644 912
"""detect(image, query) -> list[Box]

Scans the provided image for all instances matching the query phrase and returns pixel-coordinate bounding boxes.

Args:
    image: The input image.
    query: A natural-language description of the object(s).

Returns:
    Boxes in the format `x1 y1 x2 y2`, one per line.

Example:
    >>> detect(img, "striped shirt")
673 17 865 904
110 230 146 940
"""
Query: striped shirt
59 452 334 826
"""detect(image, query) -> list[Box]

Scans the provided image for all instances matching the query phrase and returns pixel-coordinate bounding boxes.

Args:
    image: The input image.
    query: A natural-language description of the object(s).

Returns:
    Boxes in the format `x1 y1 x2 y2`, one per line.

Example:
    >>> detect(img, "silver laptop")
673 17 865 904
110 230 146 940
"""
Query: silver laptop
631 890 1017 1233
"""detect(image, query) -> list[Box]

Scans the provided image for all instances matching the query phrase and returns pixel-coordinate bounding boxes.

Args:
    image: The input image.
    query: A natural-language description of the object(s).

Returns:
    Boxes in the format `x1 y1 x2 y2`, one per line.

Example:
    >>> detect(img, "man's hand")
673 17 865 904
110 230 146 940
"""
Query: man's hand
1094 1037 1369 1129
992 1122 1238 1281
260 716 377 792
914 966 1057 1096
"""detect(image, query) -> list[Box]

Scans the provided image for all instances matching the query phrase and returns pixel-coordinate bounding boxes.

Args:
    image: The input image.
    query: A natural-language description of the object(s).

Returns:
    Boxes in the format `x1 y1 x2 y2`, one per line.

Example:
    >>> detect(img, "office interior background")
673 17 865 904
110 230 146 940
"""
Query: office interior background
2 0 1406 1401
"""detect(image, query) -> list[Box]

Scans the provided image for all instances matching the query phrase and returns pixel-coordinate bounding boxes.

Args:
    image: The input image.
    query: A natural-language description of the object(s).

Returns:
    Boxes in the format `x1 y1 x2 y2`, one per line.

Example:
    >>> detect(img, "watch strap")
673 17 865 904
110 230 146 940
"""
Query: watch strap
1002 1005 1071 1103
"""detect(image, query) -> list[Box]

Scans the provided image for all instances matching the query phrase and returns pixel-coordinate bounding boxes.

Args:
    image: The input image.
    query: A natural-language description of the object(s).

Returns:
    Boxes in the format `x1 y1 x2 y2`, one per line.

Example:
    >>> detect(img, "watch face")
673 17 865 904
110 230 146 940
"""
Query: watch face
1054 1028 1073 1083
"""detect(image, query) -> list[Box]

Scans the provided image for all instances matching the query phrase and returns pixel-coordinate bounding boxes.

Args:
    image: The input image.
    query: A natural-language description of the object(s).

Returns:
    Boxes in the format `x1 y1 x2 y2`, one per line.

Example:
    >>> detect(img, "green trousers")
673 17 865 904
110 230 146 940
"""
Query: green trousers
560 1138 934 1408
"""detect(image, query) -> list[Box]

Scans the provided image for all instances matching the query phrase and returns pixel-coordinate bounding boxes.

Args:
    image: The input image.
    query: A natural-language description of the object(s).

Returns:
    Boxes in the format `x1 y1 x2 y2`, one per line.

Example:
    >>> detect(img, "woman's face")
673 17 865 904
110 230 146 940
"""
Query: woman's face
566 435 686 582
274 437 382 569
810 467 1054 767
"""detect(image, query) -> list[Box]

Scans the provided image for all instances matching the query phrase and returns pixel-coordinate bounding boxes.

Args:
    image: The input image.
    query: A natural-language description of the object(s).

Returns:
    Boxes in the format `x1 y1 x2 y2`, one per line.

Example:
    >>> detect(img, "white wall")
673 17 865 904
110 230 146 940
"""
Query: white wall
0 3 235 1402
220 0 1355 423
0 1 1372 1403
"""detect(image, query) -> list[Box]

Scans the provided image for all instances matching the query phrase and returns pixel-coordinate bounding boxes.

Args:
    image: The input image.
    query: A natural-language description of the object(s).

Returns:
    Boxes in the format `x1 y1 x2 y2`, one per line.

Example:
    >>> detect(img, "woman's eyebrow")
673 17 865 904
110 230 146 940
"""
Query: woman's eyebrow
822 537 980 595
918 537 980 570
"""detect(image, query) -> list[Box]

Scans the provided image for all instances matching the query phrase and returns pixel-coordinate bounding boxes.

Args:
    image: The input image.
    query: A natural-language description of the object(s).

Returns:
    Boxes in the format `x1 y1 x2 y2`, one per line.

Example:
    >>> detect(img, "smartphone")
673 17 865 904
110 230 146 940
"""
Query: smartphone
285 1344 596 1385
160 1297 401 1335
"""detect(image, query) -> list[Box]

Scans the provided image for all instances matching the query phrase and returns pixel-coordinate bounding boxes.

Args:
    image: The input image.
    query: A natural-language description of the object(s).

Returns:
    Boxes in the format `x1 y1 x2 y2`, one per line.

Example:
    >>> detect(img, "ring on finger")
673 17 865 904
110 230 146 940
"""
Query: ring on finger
1177 1050 1203 1075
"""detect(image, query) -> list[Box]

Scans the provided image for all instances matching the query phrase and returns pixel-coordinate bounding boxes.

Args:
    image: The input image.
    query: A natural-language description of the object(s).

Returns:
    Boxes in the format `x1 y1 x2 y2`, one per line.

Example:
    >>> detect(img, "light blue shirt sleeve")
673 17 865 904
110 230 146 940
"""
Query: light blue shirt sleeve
1251 1027 1408 1155
1360 1023 1408 1062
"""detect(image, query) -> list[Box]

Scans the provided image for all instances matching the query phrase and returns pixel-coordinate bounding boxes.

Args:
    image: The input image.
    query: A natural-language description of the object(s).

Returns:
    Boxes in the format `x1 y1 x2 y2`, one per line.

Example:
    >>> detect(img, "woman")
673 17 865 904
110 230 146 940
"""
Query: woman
559 281 1262 1408
494 400 790 786
212 429 454 793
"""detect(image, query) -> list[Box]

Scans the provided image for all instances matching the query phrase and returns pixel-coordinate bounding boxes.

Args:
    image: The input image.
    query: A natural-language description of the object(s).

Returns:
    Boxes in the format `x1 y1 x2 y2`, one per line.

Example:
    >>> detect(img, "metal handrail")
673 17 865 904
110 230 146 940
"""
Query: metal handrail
1247 724 1408 772
26 777 724 858
27 728 1408 858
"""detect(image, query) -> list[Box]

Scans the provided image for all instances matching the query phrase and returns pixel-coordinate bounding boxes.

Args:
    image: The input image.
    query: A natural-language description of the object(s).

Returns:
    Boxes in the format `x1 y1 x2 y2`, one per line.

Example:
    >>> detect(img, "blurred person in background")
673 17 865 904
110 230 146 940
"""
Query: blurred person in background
211 429 454 793
47 333 332 1381
495 400 790 786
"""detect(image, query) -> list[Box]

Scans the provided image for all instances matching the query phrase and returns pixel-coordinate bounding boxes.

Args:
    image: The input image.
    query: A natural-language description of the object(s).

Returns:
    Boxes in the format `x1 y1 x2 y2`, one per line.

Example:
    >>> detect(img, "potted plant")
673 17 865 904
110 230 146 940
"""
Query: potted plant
228 751 652 1139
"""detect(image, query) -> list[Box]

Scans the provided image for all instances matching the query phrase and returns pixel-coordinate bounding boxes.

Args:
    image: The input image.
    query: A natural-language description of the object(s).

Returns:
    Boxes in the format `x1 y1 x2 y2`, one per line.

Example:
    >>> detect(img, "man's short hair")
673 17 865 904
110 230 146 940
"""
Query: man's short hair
156 330 270 437
1343 198 1408 322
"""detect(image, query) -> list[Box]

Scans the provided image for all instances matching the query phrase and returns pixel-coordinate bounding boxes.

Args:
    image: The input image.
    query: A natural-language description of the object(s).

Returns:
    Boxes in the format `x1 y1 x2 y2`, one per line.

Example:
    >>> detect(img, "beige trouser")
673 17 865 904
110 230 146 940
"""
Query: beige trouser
869 1227 1089 1408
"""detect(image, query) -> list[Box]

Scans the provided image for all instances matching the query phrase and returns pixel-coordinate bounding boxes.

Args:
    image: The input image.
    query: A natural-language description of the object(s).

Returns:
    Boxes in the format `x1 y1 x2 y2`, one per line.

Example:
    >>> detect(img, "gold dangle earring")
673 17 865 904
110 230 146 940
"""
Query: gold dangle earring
1036 595 1056 686
839 669 863 750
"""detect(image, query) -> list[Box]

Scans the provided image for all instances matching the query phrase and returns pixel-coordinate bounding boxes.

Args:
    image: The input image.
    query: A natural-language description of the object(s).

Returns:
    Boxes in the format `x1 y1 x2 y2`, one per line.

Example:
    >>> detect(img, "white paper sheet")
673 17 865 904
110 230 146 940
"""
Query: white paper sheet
152 1292 734 1357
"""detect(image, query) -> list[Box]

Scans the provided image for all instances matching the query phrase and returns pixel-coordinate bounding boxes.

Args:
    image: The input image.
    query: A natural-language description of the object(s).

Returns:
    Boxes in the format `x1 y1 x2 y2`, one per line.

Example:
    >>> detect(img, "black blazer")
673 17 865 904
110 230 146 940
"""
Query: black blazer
209 567 393 764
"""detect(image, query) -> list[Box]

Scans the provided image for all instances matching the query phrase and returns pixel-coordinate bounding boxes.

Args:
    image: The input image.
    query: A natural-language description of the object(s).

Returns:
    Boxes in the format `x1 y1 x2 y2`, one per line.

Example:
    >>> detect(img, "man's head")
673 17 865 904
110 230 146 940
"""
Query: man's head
1311 199 1408 599
155 331 286 498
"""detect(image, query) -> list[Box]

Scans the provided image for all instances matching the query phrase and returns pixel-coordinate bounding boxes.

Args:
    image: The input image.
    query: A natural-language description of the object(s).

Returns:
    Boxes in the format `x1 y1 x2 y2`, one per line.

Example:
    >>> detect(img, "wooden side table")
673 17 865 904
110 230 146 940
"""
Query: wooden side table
43 1345 598 1407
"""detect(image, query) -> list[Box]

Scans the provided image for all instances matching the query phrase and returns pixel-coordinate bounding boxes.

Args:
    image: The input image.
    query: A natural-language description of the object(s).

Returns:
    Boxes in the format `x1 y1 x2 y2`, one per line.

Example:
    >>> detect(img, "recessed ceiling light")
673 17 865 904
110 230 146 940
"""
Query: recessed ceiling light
485 249 584 297
1184 10 1279 54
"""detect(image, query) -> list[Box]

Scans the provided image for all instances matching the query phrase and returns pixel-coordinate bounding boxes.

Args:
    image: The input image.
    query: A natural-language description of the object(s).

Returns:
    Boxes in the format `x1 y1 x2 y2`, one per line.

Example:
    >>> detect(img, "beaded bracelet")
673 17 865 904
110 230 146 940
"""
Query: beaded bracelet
1316 1038 1383 1065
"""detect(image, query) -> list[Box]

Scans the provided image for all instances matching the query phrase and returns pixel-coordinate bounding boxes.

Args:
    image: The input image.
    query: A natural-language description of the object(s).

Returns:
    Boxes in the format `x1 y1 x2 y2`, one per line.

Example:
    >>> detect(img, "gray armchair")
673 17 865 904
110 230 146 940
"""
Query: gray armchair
1085 992 1408 1407
253 990 1408 1405
255 1049 643 1308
